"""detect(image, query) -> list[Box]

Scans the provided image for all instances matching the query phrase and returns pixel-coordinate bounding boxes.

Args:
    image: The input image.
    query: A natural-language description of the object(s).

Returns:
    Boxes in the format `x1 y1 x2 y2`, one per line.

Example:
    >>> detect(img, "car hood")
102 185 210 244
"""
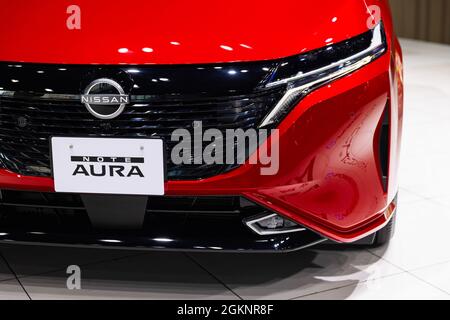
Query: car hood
0 0 376 65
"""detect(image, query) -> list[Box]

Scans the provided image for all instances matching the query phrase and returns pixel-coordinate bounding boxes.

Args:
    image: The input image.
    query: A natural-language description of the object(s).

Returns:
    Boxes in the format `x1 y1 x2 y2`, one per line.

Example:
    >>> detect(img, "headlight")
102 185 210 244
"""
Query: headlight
259 23 387 128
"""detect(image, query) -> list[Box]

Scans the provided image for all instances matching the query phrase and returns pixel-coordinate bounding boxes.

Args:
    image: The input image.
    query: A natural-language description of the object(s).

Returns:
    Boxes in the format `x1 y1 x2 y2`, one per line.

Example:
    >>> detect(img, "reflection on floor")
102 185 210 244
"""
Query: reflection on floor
1 39 450 300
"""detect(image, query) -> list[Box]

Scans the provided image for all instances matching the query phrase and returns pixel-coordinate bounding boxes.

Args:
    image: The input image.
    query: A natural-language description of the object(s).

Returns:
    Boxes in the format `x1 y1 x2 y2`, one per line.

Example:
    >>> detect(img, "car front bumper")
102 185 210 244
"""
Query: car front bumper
0 46 403 249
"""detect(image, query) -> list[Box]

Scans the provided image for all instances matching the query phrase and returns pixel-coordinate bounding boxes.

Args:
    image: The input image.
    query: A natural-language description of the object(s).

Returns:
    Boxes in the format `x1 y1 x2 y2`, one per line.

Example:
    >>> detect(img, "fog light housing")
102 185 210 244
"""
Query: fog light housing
244 213 306 236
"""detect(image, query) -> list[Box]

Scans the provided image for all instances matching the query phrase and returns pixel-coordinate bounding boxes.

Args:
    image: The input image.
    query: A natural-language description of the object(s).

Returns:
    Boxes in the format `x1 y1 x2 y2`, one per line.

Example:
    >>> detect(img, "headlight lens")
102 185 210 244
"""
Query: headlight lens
259 23 387 128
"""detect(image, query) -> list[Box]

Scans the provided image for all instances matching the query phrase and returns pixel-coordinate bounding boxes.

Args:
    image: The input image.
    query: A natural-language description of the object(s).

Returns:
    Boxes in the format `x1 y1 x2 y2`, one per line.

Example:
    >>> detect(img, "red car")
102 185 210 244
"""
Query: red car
0 0 403 251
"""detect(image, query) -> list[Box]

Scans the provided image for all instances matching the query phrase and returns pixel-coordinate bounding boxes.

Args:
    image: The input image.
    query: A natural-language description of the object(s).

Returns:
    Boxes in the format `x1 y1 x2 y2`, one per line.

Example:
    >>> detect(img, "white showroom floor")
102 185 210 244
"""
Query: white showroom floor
1 39 450 300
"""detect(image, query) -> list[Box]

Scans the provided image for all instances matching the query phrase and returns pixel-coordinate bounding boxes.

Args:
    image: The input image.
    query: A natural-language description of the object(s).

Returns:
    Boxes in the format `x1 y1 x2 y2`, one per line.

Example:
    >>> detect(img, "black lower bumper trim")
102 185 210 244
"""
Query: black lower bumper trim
0 190 325 252
0 231 326 253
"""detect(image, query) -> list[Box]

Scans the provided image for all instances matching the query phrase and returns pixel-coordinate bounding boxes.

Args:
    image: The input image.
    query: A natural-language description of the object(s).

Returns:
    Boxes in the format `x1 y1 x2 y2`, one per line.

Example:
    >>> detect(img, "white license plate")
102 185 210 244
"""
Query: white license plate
51 137 165 195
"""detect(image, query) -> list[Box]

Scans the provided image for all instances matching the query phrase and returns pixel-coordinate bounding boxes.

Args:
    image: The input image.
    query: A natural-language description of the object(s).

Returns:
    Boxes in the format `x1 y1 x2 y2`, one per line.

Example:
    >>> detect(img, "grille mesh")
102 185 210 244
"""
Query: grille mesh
0 89 283 179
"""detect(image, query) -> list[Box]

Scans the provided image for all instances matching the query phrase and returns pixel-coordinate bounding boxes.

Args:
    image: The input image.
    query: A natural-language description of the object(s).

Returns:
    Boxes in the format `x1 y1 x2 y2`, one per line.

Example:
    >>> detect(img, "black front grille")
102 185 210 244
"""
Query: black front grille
0 62 285 180
0 91 282 179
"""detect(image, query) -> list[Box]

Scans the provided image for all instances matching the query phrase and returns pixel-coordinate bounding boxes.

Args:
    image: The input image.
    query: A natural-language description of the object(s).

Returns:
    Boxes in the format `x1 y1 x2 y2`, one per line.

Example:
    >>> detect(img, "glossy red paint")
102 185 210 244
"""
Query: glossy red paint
2 0 379 64
0 0 402 243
